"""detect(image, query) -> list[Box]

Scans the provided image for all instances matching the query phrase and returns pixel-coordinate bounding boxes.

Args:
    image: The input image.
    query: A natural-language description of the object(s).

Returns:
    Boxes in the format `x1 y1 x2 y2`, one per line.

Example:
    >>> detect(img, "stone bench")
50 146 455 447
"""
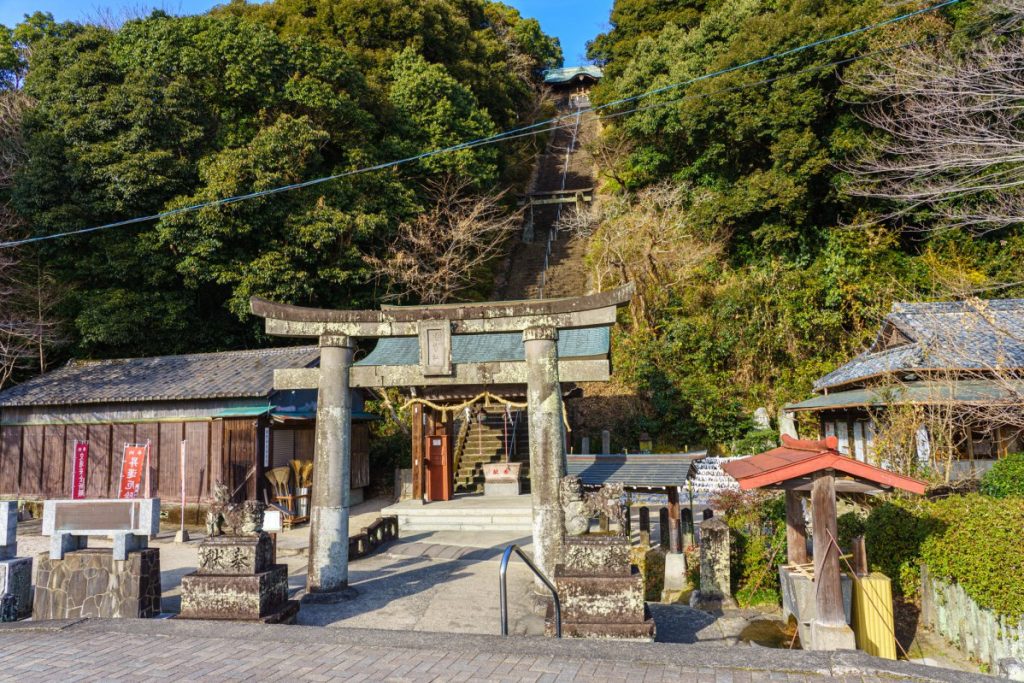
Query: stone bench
42 498 160 561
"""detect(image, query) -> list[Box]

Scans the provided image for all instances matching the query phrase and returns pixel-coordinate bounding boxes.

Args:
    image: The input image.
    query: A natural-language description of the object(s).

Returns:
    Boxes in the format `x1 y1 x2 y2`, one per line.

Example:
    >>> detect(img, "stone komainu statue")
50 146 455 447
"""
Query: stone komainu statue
560 475 627 537
205 482 265 536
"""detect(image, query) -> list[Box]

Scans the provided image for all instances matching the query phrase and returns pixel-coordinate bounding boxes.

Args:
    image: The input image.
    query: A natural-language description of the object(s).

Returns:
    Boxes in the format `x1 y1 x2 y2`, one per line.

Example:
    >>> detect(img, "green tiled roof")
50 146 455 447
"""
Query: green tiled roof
787 379 1024 412
543 66 603 84
355 327 609 367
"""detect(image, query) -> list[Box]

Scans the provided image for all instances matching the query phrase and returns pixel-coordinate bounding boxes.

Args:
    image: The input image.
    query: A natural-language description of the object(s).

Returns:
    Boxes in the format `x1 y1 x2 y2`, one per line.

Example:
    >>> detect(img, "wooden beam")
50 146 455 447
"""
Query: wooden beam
785 489 808 565
811 471 846 627
274 359 611 390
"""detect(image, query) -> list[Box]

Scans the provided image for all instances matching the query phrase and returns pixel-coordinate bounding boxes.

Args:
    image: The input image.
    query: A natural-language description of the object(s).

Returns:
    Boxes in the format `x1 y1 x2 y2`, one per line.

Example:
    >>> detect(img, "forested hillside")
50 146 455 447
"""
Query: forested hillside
583 0 1024 450
0 0 560 363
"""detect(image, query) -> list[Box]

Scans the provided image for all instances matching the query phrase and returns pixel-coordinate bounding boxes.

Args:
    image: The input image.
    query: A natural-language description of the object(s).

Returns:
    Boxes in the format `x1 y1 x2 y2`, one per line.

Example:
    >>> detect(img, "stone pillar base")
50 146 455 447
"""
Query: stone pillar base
33 549 161 619
179 566 296 623
809 620 857 651
0 557 32 621
689 589 738 612
663 552 688 593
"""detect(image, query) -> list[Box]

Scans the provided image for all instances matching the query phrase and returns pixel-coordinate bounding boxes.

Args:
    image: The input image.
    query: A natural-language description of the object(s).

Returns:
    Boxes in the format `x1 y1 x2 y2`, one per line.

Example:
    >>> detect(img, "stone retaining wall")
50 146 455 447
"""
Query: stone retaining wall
920 564 1024 670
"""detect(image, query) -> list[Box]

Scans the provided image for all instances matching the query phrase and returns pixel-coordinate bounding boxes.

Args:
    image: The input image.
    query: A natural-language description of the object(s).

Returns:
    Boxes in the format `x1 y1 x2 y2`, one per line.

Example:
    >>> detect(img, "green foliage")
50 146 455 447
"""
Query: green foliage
8 1 558 359
865 494 1024 619
922 495 1024 620
980 453 1024 499
714 489 786 607
864 498 936 597
586 0 1020 449
836 511 866 551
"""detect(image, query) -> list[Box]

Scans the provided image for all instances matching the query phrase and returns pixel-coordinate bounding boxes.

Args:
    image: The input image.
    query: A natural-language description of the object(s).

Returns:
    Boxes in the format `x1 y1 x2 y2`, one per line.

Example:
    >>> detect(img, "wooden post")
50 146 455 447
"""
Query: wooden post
785 489 809 565
811 471 845 626
411 403 424 501
852 535 868 577
667 486 682 554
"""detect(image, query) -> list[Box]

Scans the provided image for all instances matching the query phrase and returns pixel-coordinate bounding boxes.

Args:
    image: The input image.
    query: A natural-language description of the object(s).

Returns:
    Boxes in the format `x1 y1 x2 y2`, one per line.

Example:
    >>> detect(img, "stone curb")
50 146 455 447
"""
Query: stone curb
14 618 988 682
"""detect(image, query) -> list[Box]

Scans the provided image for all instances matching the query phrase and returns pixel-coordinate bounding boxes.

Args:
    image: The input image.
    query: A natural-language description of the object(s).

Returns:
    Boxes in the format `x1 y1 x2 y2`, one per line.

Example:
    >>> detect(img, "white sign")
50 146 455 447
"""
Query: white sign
263 509 283 533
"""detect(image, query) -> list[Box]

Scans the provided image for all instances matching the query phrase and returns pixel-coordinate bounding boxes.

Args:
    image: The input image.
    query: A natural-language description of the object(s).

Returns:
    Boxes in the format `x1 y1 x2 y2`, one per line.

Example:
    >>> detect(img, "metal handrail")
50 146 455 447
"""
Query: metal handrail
499 544 561 638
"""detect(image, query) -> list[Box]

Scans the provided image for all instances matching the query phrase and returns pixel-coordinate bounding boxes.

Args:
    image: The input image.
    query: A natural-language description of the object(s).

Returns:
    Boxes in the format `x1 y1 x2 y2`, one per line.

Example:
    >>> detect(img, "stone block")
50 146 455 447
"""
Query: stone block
998 658 1024 682
779 566 852 648
809 620 857 651
197 534 273 575
484 481 521 497
562 536 632 576
546 601 655 640
0 557 32 621
555 571 647 625
0 501 16 559
179 564 290 621
33 549 161 619
663 552 688 592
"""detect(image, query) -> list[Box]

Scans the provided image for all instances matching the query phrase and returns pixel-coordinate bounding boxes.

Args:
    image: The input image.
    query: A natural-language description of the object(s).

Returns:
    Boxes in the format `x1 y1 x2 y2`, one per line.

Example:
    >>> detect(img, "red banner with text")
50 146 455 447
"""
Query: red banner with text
71 441 89 499
118 444 148 499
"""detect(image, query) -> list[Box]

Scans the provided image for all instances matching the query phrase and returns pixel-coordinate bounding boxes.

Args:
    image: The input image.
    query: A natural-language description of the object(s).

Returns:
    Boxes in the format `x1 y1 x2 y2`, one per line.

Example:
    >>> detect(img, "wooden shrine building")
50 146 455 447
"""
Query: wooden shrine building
0 347 376 507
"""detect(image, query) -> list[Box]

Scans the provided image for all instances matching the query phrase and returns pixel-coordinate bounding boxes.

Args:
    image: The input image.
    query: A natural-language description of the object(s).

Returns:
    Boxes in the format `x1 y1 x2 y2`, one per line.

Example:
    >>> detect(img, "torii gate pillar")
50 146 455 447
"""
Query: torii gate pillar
524 326 566 584
306 335 354 597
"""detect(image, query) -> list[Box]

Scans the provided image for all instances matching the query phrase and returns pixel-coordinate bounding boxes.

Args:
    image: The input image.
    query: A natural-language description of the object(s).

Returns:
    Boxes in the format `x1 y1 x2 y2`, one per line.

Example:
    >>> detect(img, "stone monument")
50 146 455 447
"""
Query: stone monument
689 517 737 611
0 502 31 621
179 483 298 623
546 476 655 640
34 498 162 619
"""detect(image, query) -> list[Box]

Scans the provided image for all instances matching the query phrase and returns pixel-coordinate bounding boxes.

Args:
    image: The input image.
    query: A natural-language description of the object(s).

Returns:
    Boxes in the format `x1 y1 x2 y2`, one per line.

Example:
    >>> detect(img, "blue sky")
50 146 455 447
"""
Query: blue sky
0 0 613 65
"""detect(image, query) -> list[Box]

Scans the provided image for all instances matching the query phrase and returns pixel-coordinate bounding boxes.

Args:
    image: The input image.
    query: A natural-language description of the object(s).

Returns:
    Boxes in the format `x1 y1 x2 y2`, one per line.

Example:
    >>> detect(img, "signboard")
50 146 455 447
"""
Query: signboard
71 441 89 499
118 443 149 499
263 508 283 533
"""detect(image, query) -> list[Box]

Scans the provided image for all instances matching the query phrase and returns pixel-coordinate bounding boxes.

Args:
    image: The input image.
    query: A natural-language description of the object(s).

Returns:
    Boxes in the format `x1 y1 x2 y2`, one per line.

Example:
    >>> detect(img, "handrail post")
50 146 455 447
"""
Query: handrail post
499 544 561 638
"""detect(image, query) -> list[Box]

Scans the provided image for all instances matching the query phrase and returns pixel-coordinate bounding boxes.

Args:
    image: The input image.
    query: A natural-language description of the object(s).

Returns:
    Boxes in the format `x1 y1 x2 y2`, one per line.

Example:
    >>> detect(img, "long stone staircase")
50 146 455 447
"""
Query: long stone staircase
454 409 530 494
499 100 597 301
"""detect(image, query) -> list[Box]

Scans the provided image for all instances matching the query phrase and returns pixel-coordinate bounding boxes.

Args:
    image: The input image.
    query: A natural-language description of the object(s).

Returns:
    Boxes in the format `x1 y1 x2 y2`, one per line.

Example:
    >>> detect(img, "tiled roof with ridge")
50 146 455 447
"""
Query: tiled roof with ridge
814 298 1024 391
0 346 320 407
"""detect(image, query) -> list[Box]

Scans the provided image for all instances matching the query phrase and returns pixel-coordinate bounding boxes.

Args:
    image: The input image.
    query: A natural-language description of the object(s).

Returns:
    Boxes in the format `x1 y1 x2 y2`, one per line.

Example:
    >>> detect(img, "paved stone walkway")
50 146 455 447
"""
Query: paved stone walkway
0 619 987 682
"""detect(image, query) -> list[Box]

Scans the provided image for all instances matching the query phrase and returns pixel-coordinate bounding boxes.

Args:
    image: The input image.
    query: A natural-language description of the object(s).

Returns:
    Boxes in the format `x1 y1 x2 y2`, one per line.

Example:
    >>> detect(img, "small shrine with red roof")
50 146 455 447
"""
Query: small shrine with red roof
722 435 926 652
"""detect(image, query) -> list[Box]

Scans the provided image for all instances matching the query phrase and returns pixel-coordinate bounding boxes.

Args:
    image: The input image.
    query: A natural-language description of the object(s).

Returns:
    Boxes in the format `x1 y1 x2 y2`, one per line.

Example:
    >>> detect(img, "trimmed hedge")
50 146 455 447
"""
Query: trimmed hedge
980 452 1024 498
865 494 1024 620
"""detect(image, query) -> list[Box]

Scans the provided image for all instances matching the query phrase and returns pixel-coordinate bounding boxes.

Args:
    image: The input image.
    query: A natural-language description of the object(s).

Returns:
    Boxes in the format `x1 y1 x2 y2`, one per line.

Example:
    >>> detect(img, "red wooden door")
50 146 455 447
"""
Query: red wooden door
425 434 452 502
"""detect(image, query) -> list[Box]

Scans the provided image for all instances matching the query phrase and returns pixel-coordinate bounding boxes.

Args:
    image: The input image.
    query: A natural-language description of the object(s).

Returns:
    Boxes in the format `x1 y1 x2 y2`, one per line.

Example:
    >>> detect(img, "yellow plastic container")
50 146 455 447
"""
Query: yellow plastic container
851 572 897 660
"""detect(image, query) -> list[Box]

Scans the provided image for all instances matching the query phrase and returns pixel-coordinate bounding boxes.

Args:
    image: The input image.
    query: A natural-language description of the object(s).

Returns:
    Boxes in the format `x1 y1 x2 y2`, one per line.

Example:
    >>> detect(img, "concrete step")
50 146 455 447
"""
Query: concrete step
382 498 533 532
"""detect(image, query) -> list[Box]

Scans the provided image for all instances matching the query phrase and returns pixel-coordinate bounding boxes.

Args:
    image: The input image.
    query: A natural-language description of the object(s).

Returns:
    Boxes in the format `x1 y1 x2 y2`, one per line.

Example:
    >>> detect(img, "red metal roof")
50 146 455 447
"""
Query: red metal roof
720 435 926 495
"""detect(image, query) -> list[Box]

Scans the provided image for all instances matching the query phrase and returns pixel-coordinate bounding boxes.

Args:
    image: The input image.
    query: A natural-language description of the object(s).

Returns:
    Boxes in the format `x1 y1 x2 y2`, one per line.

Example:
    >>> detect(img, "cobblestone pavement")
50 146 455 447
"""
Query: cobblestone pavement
0 619 987 683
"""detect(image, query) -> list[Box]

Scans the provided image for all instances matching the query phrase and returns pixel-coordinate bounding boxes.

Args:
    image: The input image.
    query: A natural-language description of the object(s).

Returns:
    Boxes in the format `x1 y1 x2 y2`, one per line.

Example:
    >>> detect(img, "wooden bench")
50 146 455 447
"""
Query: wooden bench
42 499 160 560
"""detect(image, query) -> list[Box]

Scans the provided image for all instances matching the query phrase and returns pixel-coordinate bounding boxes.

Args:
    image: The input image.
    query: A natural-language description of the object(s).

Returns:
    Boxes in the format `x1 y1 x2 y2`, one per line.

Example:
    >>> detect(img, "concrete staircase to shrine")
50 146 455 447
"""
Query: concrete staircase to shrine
454 409 530 494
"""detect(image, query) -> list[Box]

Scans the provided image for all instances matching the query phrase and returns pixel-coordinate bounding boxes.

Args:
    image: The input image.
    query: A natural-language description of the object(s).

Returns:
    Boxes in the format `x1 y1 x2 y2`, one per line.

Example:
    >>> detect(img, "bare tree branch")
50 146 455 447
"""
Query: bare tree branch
367 177 522 304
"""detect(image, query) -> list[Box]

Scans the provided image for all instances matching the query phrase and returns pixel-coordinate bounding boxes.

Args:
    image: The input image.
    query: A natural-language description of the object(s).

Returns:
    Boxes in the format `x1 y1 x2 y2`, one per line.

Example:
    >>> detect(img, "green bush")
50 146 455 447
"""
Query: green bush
980 452 1024 498
865 494 1024 620
713 489 786 607
836 511 866 550
921 494 1024 620
864 498 936 597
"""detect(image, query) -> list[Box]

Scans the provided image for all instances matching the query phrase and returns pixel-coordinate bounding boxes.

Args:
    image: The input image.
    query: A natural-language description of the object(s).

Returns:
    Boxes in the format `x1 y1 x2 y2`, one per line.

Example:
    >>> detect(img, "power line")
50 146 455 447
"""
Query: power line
0 0 960 249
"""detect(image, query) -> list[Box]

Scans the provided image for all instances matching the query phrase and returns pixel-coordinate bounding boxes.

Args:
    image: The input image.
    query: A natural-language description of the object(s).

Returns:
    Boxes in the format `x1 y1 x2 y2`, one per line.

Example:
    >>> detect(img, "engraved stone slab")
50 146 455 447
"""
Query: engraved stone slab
0 557 32 621
197 533 273 576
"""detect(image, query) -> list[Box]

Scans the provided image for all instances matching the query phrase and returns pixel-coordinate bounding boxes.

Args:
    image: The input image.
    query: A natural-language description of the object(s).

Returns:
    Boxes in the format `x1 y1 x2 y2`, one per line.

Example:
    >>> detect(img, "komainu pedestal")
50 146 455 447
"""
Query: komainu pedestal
0 501 31 621
180 532 298 623
547 535 655 640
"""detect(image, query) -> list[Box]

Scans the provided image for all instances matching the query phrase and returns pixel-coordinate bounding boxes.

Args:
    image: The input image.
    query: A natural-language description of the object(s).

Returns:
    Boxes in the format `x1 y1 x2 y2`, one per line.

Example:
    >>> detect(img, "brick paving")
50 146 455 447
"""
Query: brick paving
0 619 985 683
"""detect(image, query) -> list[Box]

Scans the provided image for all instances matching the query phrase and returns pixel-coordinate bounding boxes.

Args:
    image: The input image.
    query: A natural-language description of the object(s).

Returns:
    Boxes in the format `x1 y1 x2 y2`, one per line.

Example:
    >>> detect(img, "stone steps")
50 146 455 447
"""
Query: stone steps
381 499 533 532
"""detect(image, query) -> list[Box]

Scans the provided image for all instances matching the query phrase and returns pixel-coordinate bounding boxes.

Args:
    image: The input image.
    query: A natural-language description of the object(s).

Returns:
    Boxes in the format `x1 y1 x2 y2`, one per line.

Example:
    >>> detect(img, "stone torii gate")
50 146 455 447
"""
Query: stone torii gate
250 285 633 600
